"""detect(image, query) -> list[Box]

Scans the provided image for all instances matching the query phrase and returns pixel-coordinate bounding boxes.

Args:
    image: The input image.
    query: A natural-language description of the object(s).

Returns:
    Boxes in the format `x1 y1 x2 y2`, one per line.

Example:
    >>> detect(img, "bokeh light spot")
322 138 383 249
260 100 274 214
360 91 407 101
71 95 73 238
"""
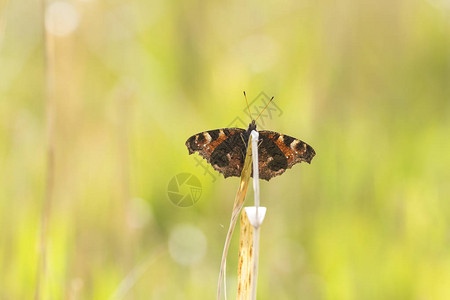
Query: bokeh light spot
168 224 207 266
126 197 153 229
45 1 79 37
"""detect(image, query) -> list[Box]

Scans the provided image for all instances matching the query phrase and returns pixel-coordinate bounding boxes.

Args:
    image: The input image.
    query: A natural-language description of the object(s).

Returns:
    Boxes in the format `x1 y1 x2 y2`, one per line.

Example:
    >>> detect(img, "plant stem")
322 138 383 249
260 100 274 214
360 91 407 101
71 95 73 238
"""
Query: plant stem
217 137 253 300
35 1 55 299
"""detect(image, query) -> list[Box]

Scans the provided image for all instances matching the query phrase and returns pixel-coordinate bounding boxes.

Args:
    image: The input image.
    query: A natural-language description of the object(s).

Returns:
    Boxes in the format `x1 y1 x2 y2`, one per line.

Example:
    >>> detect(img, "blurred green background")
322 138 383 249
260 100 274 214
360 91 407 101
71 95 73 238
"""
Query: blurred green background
1 0 450 299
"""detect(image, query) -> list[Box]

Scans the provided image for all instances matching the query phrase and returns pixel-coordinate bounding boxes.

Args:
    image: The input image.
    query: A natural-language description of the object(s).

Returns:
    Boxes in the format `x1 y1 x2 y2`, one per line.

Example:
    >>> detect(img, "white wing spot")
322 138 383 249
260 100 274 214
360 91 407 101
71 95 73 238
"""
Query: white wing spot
290 140 299 150
203 132 212 143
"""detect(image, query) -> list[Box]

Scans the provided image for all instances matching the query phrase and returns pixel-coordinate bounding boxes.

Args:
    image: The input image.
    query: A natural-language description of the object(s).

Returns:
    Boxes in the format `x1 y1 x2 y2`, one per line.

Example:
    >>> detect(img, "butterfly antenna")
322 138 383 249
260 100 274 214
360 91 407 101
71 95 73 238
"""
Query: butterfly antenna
243 91 252 120
255 96 274 121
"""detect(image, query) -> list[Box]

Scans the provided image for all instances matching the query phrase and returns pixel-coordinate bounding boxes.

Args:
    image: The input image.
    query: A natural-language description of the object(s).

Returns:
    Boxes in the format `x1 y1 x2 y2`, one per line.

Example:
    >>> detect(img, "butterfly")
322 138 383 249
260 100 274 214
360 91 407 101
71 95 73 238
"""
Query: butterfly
185 93 316 181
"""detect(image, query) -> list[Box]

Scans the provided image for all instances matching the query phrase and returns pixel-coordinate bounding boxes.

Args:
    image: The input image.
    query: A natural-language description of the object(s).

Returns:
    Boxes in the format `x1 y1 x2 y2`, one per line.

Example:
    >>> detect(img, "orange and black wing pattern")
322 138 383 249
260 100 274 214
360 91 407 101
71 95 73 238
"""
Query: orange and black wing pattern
186 128 247 179
256 131 315 180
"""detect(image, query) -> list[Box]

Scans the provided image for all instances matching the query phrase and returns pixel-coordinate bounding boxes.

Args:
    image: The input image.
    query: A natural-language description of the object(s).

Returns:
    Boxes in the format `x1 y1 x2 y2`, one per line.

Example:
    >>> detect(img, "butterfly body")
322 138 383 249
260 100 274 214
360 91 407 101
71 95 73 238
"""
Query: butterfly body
186 120 315 181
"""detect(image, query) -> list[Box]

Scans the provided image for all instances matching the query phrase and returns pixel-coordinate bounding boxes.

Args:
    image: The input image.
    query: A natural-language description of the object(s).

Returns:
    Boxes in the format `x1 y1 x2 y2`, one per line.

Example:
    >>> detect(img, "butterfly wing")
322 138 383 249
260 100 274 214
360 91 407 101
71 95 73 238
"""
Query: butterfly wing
186 128 247 178
257 131 316 181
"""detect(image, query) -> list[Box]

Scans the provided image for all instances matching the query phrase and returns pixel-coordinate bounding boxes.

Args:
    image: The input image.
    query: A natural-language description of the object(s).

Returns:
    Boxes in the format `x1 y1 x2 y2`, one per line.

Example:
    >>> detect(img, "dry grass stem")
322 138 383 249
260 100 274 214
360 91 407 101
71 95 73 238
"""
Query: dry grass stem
236 209 254 300
217 137 253 300
34 1 56 299
0 0 10 45
249 131 261 300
